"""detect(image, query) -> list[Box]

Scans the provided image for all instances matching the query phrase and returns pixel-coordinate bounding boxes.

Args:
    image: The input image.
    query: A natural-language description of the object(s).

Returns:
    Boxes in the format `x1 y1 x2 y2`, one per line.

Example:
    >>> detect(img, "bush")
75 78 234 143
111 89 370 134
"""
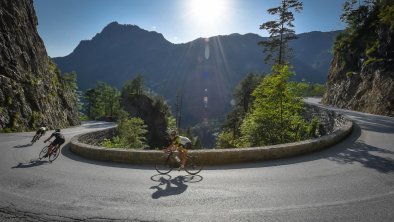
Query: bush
238 64 315 146
216 131 237 148
101 117 147 149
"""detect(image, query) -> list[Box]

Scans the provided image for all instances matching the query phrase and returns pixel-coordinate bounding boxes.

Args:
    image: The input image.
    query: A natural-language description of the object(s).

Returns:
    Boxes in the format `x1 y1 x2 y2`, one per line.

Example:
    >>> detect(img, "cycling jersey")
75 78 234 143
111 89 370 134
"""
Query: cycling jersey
172 136 192 149
51 132 65 140
51 132 65 146
36 127 47 135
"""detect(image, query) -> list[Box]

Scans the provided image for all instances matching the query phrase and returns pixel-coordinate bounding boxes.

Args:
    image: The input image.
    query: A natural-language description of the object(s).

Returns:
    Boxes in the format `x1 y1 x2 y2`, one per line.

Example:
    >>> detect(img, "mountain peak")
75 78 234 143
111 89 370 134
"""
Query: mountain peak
101 21 141 33
93 21 169 44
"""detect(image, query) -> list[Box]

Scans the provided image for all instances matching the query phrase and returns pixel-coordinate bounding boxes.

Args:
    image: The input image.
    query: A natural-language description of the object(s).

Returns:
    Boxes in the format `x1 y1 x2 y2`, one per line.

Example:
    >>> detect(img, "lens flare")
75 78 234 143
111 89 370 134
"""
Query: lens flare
187 0 230 37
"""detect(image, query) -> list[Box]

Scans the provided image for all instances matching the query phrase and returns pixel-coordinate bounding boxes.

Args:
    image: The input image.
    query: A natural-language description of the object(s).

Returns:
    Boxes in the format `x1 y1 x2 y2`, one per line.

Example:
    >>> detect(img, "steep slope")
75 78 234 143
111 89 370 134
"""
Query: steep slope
0 0 80 132
54 22 340 125
322 1 394 116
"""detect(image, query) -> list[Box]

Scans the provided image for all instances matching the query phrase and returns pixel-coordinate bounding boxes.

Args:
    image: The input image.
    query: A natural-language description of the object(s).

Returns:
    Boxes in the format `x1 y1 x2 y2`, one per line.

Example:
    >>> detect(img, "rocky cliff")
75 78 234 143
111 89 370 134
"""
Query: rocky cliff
322 1 394 117
0 0 80 132
322 57 393 116
121 94 169 148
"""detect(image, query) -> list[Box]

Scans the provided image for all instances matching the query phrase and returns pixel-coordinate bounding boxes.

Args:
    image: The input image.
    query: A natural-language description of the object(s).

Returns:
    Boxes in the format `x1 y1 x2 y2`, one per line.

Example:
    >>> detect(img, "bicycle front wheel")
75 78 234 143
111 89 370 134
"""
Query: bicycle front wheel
155 154 173 174
185 155 202 175
39 146 48 159
49 147 60 162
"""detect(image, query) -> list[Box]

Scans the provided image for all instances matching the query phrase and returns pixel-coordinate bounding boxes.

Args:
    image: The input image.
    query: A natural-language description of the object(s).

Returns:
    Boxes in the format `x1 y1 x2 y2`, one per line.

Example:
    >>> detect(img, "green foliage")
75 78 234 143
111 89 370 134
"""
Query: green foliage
63 71 78 92
379 3 394 29
234 73 263 113
79 115 89 121
238 64 314 146
219 73 262 144
221 108 243 142
121 74 144 97
340 0 372 30
346 72 354 78
101 117 147 149
6 96 12 105
334 0 392 68
364 58 385 66
83 82 121 120
2 128 12 133
167 116 177 130
30 111 44 128
288 82 326 97
10 113 21 131
121 75 175 135
216 131 237 148
62 71 82 112
29 78 41 87
150 95 172 118
307 117 320 138
259 0 303 64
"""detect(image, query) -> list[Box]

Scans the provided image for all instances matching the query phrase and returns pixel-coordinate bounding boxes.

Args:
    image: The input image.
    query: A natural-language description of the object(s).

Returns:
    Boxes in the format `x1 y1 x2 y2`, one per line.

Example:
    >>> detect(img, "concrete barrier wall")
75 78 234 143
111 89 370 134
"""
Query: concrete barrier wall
70 112 353 166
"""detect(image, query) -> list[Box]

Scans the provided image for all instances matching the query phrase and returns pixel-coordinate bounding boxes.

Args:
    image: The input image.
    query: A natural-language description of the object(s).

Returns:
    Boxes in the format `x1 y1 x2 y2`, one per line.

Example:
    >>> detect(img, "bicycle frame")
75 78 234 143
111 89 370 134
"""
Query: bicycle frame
155 148 202 175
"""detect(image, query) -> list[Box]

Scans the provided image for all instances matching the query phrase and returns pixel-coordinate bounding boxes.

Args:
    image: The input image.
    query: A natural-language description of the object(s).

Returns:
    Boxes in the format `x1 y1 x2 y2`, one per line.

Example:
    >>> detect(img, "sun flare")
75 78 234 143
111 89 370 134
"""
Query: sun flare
187 0 230 33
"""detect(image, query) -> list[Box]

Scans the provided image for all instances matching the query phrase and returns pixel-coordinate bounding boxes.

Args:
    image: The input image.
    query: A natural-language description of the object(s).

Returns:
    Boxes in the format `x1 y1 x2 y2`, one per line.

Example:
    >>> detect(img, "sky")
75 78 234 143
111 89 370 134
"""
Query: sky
33 0 346 57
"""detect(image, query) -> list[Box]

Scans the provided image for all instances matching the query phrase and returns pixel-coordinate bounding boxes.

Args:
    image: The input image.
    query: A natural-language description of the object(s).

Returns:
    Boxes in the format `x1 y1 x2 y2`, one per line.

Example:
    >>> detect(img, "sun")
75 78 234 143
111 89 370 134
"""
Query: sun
186 0 230 35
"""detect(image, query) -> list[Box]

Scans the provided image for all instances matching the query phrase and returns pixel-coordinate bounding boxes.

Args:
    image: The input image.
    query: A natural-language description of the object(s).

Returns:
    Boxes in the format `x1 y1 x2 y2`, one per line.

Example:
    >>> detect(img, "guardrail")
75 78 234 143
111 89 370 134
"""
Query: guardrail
70 108 353 166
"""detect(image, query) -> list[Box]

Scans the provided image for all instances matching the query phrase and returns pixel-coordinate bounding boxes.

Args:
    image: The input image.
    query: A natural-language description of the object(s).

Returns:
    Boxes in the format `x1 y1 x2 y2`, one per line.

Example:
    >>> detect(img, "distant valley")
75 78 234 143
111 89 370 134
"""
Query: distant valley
54 22 340 126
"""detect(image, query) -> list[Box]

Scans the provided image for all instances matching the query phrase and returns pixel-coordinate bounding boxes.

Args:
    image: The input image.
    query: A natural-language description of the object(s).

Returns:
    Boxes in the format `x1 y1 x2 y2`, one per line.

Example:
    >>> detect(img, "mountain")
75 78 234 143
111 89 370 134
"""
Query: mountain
0 0 80 132
54 22 340 126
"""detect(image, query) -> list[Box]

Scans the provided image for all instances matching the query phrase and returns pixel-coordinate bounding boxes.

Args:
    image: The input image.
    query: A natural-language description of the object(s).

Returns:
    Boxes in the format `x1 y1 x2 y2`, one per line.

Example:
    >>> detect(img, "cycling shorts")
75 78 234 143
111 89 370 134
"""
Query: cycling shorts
178 142 192 151
36 129 45 135
52 138 65 146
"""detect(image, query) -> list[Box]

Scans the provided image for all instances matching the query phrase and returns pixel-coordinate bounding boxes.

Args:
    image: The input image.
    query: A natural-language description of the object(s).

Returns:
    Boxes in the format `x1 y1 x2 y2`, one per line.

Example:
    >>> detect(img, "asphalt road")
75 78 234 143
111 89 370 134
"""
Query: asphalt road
0 101 393 222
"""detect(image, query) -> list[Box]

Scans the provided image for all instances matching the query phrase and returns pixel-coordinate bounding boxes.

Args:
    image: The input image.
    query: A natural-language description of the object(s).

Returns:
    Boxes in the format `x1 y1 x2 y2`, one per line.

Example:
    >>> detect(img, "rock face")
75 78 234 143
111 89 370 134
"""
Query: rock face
322 58 394 116
121 94 169 148
322 2 394 117
0 0 80 132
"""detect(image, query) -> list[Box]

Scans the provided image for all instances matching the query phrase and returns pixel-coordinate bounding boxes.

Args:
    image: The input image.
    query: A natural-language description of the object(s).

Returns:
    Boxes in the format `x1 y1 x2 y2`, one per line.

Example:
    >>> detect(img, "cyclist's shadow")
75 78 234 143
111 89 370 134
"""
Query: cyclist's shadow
13 143 33 148
12 159 47 168
150 175 188 199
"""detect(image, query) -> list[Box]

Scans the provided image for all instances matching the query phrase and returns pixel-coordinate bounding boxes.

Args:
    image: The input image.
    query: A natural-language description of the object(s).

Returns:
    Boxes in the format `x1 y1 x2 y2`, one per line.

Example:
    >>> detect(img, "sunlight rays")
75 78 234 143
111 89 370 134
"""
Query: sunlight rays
184 0 232 38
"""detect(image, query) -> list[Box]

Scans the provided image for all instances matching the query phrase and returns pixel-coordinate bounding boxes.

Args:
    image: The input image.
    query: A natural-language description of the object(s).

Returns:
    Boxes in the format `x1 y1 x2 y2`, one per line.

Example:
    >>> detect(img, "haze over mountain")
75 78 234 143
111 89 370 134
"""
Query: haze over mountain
54 22 340 125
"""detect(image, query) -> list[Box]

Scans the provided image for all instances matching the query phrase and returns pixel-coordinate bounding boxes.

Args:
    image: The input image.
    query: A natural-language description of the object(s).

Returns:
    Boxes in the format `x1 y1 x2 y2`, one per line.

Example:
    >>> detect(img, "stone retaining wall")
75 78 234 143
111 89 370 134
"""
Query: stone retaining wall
70 105 353 165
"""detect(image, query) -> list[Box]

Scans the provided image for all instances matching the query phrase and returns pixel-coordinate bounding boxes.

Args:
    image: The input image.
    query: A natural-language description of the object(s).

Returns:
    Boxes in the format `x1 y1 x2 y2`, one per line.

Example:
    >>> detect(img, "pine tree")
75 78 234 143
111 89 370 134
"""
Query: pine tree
259 0 303 65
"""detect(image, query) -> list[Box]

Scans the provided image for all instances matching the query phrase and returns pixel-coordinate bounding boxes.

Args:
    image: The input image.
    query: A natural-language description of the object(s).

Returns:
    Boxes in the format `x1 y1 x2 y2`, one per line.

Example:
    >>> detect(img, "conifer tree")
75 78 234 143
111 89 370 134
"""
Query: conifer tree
259 0 303 65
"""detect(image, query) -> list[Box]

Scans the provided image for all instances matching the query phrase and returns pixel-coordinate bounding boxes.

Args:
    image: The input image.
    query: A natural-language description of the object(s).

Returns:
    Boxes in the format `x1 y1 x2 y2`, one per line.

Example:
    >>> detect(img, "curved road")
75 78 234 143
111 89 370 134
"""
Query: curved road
1 102 393 221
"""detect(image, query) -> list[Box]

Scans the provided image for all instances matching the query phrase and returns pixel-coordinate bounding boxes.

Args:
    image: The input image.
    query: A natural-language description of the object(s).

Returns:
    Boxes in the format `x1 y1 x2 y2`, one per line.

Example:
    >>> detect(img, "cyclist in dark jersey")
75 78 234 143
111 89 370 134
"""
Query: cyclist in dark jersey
43 129 65 158
31 126 47 143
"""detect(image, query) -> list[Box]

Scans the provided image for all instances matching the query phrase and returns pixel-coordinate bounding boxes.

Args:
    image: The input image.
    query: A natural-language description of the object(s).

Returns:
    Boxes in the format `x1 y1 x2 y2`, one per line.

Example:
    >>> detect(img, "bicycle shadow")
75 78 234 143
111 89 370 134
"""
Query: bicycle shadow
13 143 33 148
12 159 48 168
150 174 203 199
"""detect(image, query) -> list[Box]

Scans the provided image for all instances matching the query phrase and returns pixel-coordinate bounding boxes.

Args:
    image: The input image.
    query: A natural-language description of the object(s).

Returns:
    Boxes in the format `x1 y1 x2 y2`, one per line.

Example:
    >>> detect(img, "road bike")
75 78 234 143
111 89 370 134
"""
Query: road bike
38 142 60 162
155 149 202 175
31 133 43 144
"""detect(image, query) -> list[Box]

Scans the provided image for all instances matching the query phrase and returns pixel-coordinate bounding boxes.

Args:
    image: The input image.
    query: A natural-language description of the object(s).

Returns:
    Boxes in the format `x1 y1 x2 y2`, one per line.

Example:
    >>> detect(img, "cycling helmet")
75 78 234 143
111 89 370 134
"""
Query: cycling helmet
55 129 61 132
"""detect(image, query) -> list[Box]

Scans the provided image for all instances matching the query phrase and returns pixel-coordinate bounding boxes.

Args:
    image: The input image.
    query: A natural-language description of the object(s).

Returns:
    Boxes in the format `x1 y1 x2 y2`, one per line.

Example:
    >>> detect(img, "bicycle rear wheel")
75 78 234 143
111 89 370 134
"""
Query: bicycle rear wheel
32 135 38 143
185 155 202 175
39 146 48 159
155 154 173 174
49 147 60 162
